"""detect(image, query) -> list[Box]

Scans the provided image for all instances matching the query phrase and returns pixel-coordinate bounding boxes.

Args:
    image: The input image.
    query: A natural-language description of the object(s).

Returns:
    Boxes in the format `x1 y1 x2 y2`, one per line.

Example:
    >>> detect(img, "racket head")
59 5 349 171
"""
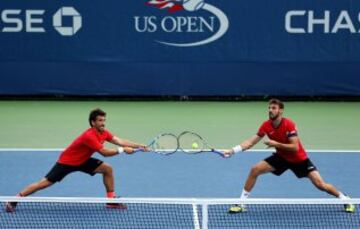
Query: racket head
148 133 179 155
178 131 206 154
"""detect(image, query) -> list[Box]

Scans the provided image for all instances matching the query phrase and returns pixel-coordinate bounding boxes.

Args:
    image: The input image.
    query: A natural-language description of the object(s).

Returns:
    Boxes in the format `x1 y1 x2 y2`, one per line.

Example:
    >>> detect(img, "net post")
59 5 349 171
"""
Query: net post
201 203 208 229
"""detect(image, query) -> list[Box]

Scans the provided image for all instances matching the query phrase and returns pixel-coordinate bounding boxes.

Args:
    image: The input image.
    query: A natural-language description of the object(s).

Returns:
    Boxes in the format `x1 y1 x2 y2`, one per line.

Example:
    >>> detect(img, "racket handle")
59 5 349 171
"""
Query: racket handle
211 149 226 158
134 148 145 153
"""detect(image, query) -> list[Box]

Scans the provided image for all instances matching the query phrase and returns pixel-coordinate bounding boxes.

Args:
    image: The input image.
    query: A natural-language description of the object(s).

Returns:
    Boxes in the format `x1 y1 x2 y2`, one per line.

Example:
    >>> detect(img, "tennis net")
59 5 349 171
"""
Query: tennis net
0 197 359 228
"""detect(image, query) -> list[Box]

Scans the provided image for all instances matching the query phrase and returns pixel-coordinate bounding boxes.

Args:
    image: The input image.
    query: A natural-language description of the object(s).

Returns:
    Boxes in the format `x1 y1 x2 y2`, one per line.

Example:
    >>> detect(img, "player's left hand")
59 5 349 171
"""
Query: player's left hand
138 144 150 152
264 140 278 148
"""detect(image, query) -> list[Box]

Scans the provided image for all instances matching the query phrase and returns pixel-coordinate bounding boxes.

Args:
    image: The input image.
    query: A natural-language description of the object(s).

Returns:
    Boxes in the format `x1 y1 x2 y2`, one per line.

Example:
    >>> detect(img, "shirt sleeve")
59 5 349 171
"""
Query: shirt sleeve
105 130 114 142
286 120 298 138
257 122 267 137
83 134 103 151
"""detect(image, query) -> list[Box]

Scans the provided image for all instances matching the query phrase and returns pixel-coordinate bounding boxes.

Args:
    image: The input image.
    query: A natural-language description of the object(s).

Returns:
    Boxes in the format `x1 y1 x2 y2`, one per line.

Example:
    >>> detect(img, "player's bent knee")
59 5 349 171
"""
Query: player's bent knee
250 166 262 177
107 166 113 174
101 163 113 175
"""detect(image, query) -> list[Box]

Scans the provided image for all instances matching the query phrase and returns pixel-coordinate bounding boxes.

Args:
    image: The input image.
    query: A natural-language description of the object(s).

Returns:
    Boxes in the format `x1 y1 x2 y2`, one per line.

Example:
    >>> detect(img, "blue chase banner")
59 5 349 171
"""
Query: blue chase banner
0 0 360 96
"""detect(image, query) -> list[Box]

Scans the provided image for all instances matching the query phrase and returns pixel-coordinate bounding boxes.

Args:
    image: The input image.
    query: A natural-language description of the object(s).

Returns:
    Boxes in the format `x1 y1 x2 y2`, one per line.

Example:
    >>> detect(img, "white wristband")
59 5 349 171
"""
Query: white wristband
232 145 243 153
117 147 124 154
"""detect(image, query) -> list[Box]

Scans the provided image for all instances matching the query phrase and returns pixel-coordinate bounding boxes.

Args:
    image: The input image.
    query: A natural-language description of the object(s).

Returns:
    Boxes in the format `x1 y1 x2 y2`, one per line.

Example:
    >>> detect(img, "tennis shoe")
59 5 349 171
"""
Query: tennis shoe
106 196 127 209
228 204 247 213
343 195 355 213
5 201 17 213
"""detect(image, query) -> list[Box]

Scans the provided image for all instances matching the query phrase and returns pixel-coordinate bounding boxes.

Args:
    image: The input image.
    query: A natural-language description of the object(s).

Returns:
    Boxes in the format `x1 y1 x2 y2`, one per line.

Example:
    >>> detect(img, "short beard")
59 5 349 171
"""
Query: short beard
269 113 279 120
96 126 105 132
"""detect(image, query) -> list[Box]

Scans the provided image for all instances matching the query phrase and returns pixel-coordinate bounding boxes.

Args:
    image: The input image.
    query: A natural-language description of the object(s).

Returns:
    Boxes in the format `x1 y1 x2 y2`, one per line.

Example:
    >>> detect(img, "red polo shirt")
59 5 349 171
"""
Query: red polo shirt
257 118 307 163
58 128 113 166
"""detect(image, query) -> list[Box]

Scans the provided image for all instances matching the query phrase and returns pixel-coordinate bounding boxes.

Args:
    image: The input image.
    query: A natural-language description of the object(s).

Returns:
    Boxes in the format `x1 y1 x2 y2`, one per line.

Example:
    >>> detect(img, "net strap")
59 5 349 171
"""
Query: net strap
0 197 360 204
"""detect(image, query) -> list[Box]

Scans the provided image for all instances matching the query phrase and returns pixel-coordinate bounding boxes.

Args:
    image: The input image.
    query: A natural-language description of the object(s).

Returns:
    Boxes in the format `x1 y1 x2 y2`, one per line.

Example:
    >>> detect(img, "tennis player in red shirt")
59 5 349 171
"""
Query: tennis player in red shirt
224 99 355 213
6 108 147 212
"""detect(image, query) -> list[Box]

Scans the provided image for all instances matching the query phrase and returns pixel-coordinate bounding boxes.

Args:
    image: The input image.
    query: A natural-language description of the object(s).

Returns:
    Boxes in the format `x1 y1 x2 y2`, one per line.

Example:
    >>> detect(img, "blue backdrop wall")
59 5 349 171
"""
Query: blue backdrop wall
0 0 360 96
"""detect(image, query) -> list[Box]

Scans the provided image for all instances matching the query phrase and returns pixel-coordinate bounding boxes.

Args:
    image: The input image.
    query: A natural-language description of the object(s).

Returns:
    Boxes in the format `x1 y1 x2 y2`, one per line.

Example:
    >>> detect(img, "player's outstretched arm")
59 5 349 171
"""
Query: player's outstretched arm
240 135 263 151
224 135 262 157
110 136 147 149
98 147 134 157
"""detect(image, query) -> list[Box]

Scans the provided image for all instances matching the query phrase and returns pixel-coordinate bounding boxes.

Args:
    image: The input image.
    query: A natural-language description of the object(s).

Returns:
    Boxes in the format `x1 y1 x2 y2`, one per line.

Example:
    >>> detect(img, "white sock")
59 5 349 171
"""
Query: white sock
240 189 250 199
338 192 349 200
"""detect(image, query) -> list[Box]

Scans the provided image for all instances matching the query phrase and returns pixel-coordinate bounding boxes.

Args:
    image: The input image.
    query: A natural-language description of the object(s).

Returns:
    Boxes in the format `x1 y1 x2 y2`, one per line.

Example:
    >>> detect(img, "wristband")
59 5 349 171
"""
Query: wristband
232 145 243 153
117 147 124 154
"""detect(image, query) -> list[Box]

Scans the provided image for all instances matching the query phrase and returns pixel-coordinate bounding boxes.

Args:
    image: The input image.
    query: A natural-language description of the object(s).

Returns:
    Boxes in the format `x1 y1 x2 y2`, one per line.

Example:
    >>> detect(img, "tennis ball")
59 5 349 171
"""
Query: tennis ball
192 142 199 149
183 0 205 12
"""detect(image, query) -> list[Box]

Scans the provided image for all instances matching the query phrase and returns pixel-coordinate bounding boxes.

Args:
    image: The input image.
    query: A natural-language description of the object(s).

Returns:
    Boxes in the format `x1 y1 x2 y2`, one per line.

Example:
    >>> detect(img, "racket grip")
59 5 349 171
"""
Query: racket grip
212 149 226 158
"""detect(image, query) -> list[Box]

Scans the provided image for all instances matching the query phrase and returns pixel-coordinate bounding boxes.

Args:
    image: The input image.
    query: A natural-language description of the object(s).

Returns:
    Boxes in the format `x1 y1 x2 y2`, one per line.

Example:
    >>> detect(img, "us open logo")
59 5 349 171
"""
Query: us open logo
134 0 229 47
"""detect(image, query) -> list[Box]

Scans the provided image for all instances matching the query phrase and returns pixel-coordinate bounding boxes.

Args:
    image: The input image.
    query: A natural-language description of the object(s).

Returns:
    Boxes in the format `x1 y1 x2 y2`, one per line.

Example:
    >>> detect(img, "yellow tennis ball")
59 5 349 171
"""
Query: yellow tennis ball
192 142 199 149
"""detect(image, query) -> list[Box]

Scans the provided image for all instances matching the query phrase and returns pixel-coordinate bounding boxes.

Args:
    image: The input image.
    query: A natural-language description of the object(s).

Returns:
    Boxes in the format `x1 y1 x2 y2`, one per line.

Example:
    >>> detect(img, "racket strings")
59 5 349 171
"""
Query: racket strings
152 134 179 153
178 133 205 153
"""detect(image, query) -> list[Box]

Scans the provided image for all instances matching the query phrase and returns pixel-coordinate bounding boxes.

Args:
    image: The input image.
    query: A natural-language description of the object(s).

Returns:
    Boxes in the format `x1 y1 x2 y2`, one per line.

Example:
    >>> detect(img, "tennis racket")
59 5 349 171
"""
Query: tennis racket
177 131 225 157
137 133 179 155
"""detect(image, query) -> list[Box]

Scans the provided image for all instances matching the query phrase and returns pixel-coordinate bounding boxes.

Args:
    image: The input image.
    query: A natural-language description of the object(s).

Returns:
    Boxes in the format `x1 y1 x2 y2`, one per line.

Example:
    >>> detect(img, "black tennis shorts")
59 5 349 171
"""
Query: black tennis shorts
264 154 317 178
45 158 103 183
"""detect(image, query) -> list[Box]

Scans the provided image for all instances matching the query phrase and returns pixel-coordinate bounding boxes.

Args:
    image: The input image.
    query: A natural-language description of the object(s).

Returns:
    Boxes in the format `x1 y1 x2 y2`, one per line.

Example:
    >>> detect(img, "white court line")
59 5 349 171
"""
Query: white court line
201 204 208 229
192 204 200 229
0 148 359 153
0 148 64 152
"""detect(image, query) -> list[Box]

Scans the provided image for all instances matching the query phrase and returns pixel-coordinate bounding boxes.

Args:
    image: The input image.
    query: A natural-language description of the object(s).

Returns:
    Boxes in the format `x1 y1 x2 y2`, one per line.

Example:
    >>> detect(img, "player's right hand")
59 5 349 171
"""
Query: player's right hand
124 147 135 154
223 149 234 158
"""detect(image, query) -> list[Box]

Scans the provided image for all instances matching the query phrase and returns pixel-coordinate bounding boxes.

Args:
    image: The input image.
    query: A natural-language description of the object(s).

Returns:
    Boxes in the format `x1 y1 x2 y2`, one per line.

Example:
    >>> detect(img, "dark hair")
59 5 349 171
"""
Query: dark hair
268 98 284 109
89 108 106 127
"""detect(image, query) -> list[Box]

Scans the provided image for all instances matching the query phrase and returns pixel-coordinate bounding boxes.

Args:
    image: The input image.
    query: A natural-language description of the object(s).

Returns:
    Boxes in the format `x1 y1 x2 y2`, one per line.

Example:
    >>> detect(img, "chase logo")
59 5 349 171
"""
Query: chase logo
134 0 229 47
0 7 81 36
53 7 82 36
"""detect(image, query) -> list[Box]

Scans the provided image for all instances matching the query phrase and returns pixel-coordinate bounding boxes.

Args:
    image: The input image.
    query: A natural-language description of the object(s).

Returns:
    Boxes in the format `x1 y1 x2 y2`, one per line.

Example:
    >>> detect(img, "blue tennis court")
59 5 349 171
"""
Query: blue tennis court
1 150 360 228
1 150 359 198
